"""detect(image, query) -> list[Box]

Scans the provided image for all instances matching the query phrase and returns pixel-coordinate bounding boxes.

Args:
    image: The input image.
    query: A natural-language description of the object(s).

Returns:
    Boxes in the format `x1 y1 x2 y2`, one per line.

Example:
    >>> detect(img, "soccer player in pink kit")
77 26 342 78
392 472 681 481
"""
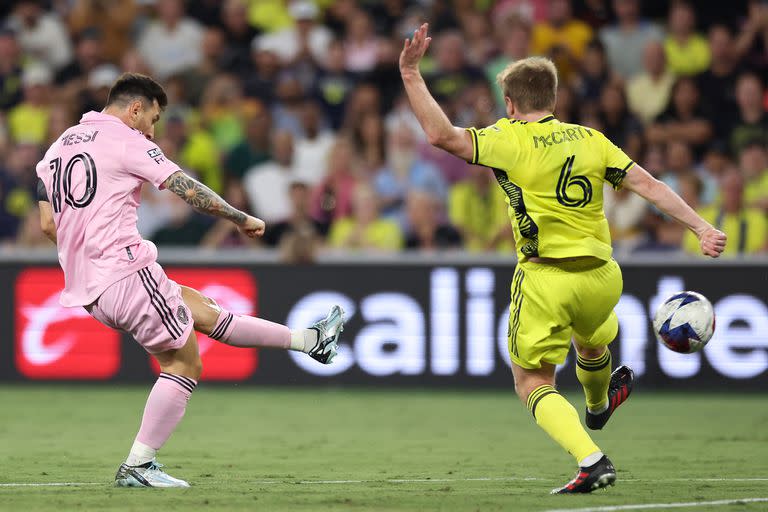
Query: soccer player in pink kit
35 73 344 488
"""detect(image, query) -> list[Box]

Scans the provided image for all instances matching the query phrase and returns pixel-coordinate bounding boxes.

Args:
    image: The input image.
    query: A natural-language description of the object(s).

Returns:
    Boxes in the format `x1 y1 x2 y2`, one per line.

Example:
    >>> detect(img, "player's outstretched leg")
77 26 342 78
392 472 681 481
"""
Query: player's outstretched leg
512 363 616 494
115 332 202 488
181 286 344 364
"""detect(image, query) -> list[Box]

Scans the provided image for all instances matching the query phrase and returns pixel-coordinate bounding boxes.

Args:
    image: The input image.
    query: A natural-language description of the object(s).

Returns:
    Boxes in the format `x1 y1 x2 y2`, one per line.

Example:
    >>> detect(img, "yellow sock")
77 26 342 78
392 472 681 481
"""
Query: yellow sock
576 350 612 412
527 384 601 463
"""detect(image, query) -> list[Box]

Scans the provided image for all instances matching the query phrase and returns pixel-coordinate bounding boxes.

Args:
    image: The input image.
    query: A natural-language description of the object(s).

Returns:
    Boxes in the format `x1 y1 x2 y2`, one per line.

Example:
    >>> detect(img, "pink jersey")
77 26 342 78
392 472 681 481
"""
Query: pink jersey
36 111 180 307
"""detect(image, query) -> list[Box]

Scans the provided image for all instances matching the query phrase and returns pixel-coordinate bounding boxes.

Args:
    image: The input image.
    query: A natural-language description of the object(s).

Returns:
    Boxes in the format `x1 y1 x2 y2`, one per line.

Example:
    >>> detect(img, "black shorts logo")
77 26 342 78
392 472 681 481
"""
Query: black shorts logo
176 305 189 325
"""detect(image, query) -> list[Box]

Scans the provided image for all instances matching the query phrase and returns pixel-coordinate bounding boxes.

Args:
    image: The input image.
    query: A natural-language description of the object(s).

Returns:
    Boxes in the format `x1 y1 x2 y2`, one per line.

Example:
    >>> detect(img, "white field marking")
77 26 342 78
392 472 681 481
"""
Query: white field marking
0 482 102 488
543 497 768 512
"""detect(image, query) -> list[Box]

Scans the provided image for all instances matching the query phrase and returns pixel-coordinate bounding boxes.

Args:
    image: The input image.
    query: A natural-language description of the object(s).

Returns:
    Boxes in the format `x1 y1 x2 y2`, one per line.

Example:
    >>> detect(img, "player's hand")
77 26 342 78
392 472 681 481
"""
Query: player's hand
698 227 726 258
238 215 266 238
399 23 432 75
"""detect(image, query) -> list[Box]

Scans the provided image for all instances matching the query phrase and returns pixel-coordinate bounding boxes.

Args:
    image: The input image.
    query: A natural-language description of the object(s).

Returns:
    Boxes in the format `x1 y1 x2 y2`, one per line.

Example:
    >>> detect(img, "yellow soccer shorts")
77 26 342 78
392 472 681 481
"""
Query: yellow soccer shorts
507 258 623 369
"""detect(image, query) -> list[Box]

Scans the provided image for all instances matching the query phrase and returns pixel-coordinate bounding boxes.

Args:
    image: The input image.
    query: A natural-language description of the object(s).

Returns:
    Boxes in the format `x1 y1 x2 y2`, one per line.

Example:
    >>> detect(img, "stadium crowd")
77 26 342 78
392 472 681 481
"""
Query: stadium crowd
0 0 766 260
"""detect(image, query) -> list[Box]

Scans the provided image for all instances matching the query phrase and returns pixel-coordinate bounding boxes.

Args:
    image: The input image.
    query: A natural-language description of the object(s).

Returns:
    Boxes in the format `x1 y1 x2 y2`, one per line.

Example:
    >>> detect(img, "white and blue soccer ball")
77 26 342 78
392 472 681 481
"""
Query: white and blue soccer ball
652 291 715 354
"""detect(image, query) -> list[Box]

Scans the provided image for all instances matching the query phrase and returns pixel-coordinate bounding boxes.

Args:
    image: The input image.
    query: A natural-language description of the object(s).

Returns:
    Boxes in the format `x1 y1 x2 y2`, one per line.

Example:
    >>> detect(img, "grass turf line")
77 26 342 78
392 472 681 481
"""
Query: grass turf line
0 387 766 511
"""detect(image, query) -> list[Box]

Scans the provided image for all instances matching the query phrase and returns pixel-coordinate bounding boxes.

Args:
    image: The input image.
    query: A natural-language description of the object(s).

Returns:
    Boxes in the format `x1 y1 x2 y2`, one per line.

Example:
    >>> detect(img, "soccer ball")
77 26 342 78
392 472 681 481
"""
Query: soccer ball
652 291 715 354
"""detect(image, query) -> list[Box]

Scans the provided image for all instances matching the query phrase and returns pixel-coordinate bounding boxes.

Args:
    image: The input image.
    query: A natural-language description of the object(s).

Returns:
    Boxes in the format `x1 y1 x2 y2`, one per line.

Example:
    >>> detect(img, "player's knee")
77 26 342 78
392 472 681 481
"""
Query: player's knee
192 296 221 335
575 344 606 360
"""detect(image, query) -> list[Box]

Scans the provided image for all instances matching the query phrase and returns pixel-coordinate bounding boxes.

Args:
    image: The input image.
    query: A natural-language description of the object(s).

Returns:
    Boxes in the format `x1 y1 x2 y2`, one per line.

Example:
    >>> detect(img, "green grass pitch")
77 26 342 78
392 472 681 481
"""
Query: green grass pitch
1 386 766 511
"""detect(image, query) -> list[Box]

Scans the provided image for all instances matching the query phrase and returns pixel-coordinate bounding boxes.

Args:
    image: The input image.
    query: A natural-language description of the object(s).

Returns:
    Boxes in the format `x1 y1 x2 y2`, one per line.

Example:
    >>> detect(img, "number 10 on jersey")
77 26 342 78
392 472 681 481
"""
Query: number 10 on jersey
49 152 98 213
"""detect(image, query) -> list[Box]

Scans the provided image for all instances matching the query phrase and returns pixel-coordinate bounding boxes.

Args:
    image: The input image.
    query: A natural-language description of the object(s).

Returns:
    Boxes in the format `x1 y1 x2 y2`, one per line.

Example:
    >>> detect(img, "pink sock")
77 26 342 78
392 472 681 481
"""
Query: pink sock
209 310 291 349
135 373 196 451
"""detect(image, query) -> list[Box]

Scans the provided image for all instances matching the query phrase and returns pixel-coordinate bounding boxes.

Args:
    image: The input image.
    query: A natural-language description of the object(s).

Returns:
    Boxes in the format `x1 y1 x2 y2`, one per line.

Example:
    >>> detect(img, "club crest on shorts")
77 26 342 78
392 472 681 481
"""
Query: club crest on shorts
176 305 189 325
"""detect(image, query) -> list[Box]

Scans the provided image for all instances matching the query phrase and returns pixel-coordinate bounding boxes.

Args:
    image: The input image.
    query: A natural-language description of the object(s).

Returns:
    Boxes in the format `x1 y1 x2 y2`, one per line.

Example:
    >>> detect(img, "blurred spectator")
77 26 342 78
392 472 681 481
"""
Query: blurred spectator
120 48 152 76
374 123 447 227
271 74 308 137
137 0 204 80
405 189 462 250
7 0 72 71
727 72 768 154
343 9 383 73
486 14 531 110
293 101 335 186
328 183 403 251
151 195 212 246
460 11 496 66
554 83 578 123
224 107 272 181
68 0 137 63
255 1 332 66
0 143 39 242
626 40 675 125
311 137 358 224
599 84 643 160
696 25 745 126
313 38 357 130
603 182 647 251
426 30 485 102
599 0 663 79
244 40 280 105
178 27 228 106
55 28 105 99
7 64 53 145
448 166 512 252
659 140 700 199
0 28 23 111
734 0 768 70
695 142 730 206
247 0 293 33
351 111 386 173
200 181 259 248
218 0 258 75
663 0 710 76
77 64 120 117
45 104 76 146
200 74 247 152
162 107 222 193
531 0 593 82
647 77 713 156
243 131 294 224
573 39 612 105
684 168 767 255
739 140 768 212
263 179 328 249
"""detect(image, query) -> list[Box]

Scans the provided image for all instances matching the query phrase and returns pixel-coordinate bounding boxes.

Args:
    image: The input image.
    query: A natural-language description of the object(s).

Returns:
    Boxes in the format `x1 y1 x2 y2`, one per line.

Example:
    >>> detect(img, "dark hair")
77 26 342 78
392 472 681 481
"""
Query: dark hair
106 73 168 110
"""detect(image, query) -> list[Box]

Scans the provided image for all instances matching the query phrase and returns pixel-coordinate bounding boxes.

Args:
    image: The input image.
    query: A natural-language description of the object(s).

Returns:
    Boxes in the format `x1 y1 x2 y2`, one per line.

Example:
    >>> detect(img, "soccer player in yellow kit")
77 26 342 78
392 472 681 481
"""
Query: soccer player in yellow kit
400 24 728 494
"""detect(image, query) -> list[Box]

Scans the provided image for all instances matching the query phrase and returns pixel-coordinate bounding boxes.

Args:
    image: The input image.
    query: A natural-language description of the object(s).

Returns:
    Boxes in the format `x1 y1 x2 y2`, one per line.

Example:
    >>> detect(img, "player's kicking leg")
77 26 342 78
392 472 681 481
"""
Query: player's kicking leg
179 286 344 363
574 342 634 431
511 362 617 494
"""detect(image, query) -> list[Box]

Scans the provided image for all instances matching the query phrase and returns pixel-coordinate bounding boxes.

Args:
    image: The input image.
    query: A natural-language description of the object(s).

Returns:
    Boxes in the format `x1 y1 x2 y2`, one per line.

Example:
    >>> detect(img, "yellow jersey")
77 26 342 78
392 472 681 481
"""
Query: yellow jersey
466 115 634 262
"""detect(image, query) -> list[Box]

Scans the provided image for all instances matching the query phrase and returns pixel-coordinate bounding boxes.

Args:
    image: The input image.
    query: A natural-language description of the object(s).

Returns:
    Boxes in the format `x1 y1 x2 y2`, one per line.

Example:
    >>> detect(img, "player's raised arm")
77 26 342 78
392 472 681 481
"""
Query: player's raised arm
399 23 474 161
622 164 726 258
163 171 265 238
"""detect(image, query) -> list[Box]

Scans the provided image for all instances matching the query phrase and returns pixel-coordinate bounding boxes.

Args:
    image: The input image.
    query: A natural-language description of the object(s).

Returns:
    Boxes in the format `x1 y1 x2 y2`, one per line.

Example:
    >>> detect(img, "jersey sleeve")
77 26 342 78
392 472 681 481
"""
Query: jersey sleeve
124 135 181 189
465 119 520 170
601 134 635 190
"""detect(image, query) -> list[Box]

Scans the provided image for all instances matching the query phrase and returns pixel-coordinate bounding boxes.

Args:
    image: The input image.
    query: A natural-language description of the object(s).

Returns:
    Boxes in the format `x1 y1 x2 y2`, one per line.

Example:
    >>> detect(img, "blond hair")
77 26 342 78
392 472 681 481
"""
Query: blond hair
496 57 558 113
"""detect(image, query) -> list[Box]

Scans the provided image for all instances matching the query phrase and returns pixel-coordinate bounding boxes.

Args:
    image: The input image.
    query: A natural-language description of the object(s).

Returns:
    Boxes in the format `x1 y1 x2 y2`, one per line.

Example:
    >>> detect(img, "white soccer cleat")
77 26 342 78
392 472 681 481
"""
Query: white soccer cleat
307 305 345 364
114 460 190 488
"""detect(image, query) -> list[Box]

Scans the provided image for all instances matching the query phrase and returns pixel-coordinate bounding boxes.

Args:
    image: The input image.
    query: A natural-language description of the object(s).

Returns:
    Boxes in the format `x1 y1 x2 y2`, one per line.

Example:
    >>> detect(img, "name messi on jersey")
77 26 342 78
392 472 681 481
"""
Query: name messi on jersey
60 130 99 146
533 126 592 149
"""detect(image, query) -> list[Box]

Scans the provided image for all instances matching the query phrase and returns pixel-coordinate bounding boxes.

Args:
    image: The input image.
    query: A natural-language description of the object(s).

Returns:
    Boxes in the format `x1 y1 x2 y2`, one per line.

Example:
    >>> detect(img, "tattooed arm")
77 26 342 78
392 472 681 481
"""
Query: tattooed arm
163 171 265 237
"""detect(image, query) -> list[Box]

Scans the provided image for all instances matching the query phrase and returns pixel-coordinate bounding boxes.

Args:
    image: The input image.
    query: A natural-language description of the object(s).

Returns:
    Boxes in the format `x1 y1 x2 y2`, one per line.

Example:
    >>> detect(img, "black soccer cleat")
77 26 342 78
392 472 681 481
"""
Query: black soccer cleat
585 365 634 430
551 455 616 494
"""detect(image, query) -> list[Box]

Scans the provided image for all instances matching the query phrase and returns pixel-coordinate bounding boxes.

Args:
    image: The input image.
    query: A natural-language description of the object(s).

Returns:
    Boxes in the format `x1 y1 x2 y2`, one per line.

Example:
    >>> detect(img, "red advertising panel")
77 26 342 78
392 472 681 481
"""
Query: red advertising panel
15 268 120 379
152 268 258 381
